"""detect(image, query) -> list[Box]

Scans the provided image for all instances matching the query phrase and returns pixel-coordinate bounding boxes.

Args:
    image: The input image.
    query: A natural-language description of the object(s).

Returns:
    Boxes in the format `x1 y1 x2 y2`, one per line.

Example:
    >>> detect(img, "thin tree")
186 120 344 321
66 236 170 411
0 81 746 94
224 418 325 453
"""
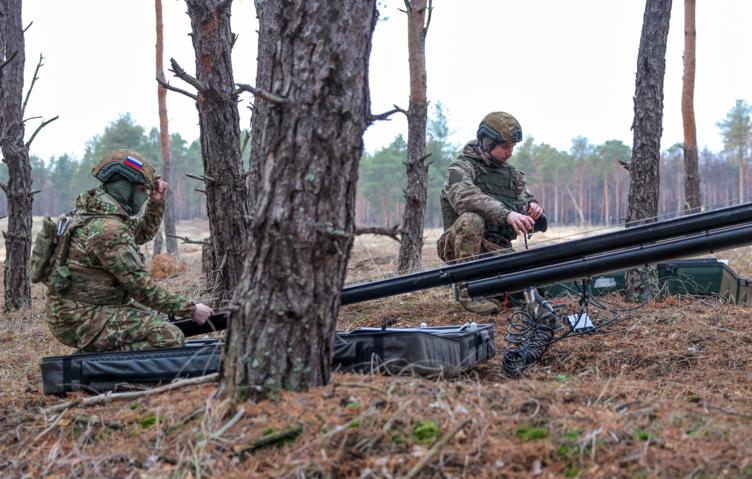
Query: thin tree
397 0 432 272
625 0 672 297
0 0 31 310
223 0 378 401
160 0 250 302
681 0 700 212
246 0 281 205
155 0 178 256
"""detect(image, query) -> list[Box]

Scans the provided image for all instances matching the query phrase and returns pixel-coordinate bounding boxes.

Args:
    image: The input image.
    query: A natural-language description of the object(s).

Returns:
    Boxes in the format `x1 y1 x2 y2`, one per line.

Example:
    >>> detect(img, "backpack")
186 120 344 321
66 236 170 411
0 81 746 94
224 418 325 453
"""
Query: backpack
28 214 80 292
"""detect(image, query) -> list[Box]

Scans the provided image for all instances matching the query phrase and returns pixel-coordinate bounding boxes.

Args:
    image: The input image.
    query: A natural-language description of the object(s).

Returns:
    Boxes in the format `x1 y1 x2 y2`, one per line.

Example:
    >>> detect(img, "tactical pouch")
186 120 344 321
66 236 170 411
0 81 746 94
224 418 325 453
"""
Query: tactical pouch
28 216 59 283
47 265 73 294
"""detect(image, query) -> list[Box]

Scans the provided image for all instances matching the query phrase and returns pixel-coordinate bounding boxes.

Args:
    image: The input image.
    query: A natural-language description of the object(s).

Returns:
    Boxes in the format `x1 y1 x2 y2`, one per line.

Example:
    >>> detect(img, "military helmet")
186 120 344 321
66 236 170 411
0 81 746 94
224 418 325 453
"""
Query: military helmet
91 150 156 187
477 112 523 145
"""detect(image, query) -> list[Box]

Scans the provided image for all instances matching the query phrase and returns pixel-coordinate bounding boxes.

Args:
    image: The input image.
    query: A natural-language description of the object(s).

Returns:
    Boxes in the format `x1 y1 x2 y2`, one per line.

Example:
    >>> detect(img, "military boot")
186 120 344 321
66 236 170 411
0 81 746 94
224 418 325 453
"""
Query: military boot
453 283 501 315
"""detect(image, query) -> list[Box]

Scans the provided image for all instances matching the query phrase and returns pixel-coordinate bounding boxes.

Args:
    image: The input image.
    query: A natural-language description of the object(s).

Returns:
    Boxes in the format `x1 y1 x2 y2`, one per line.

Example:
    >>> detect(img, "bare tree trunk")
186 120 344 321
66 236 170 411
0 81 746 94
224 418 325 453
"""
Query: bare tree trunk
223 0 377 401
156 0 179 256
397 0 430 272
626 0 672 297
246 0 281 206
682 0 700 212
0 0 32 311
185 0 249 303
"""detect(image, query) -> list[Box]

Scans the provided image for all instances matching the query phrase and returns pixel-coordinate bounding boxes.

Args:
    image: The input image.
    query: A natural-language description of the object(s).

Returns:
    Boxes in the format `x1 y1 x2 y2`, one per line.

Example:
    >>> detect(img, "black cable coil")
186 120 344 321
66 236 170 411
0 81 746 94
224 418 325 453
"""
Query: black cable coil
502 305 557 378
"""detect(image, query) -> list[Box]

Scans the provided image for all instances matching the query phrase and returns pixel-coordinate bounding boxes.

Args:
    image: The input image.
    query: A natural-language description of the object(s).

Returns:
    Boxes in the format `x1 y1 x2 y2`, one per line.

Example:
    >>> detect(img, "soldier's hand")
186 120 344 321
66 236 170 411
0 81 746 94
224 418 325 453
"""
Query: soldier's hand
506 211 535 234
150 179 169 203
527 201 543 220
193 303 213 325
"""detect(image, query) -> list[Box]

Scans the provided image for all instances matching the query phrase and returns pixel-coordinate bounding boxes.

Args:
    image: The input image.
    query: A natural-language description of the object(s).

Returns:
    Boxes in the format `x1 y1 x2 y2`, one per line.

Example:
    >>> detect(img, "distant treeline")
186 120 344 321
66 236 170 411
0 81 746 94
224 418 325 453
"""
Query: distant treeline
2 101 750 227
0 114 209 219
357 100 752 228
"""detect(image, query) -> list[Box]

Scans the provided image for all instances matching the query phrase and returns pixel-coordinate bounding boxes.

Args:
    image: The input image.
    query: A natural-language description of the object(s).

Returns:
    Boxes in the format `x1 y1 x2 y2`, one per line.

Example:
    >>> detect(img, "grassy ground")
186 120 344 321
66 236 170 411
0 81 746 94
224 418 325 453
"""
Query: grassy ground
1 222 751 478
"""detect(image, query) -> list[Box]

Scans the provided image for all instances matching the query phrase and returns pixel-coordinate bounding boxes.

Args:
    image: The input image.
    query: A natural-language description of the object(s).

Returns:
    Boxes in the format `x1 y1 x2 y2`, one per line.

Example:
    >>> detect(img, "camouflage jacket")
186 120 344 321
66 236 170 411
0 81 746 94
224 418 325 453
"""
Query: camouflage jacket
440 140 537 243
46 188 194 347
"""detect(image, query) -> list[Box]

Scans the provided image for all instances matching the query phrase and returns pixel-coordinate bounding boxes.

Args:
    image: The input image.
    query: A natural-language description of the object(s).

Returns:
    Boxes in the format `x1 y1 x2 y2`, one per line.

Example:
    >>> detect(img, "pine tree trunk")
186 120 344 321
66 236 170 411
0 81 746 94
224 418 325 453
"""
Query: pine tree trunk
186 0 250 303
397 0 429 273
247 0 281 206
0 0 32 311
626 0 672 298
681 0 701 212
156 0 179 256
222 0 377 401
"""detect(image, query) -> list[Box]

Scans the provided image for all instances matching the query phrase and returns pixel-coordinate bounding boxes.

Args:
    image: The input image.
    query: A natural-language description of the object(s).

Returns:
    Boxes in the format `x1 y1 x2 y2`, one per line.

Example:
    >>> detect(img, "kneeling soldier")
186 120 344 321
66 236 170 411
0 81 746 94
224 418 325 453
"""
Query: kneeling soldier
44 150 212 352
437 112 543 314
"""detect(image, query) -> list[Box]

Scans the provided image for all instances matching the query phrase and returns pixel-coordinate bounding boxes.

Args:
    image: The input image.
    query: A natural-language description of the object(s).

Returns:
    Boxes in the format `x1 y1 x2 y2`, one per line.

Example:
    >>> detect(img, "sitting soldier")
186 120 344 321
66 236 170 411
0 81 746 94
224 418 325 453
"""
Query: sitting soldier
44 150 212 352
437 112 543 314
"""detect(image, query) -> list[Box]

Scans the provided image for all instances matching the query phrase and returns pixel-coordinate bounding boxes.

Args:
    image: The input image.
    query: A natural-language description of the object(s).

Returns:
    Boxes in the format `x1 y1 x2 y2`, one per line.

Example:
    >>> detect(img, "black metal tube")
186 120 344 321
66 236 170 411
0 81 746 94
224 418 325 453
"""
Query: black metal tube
342 203 752 305
466 224 752 297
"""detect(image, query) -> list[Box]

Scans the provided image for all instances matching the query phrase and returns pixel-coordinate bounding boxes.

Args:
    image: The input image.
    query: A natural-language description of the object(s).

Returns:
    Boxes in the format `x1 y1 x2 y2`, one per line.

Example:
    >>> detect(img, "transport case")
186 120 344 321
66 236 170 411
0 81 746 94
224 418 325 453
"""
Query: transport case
40 339 222 395
332 323 496 377
41 323 496 394
656 258 739 300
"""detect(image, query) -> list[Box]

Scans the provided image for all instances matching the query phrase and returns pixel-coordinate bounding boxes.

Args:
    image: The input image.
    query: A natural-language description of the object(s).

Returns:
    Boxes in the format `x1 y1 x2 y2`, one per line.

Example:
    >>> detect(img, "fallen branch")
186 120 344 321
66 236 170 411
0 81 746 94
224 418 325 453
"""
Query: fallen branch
44 373 218 414
70 414 124 430
400 418 471 479
26 115 59 149
356 224 402 242
211 407 245 440
233 425 304 455
234 83 288 105
164 407 205 436
156 77 198 100
169 58 205 92
168 234 210 246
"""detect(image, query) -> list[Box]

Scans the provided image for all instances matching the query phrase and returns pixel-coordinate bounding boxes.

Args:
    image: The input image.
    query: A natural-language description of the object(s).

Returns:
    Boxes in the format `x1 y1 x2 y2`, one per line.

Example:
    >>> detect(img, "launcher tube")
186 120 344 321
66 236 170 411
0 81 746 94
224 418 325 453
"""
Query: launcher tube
341 203 752 305
465 224 752 297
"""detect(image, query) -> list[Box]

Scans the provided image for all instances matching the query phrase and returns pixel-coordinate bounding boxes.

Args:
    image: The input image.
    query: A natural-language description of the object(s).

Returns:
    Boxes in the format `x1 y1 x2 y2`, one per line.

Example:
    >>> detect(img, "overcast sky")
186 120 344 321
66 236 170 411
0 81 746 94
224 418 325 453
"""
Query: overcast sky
20 0 752 162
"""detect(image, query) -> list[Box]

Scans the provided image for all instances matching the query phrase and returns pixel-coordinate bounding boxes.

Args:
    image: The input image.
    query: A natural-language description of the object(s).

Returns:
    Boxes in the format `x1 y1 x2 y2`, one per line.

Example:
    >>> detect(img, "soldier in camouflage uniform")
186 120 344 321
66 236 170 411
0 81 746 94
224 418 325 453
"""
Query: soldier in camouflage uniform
438 112 543 314
45 150 213 352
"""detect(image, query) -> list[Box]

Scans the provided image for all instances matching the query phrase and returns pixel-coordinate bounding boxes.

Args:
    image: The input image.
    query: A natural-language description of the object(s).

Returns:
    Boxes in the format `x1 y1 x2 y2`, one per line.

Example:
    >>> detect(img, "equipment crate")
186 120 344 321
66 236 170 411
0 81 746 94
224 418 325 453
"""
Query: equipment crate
656 258 739 301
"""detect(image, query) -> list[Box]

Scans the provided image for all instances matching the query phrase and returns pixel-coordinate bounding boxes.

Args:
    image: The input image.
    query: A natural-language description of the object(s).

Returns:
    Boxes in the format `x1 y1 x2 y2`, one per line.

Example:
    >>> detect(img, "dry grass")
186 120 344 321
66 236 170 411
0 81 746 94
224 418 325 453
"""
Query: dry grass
1 222 752 478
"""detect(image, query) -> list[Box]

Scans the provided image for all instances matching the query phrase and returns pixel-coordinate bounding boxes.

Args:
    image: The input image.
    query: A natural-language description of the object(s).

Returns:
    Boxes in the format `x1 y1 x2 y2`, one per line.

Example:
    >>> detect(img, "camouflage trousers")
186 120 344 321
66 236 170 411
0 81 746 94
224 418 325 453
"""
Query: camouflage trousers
437 212 510 263
46 296 185 352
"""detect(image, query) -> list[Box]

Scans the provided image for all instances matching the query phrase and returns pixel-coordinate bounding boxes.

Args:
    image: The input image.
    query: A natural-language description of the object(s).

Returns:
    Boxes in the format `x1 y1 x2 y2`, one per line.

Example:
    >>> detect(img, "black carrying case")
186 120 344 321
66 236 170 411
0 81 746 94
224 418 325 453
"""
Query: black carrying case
41 323 496 395
333 323 496 377
40 339 222 395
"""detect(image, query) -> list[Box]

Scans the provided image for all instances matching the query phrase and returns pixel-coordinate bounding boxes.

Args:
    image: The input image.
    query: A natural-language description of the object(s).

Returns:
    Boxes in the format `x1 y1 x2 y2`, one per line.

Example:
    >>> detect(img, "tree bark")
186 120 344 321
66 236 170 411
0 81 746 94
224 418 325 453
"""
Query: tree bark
681 0 700 212
626 0 672 297
223 0 378 401
247 0 281 206
185 0 250 303
397 0 430 273
156 0 179 256
0 0 32 311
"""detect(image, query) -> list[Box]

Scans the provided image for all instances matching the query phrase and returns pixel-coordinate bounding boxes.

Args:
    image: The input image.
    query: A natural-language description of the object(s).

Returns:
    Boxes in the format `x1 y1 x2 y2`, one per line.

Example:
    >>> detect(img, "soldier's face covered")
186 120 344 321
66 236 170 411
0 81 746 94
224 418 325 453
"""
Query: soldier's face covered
104 178 149 215
488 142 515 164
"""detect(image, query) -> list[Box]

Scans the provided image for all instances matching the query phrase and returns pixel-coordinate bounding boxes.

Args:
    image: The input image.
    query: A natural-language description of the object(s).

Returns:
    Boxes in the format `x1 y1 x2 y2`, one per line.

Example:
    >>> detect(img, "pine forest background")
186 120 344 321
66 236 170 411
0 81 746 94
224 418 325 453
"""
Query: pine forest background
1 100 750 227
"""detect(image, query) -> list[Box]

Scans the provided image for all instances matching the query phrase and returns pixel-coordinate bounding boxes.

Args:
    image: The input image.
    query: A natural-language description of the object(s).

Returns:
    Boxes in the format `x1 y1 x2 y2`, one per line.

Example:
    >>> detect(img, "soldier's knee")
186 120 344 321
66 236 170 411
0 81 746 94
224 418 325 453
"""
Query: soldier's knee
456 212 485 233
148 322 185 348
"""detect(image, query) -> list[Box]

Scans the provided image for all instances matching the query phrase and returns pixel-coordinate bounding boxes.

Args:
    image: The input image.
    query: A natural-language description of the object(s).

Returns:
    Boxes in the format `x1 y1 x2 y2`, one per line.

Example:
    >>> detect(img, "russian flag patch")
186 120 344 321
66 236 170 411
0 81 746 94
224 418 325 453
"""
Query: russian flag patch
124 156 143 171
